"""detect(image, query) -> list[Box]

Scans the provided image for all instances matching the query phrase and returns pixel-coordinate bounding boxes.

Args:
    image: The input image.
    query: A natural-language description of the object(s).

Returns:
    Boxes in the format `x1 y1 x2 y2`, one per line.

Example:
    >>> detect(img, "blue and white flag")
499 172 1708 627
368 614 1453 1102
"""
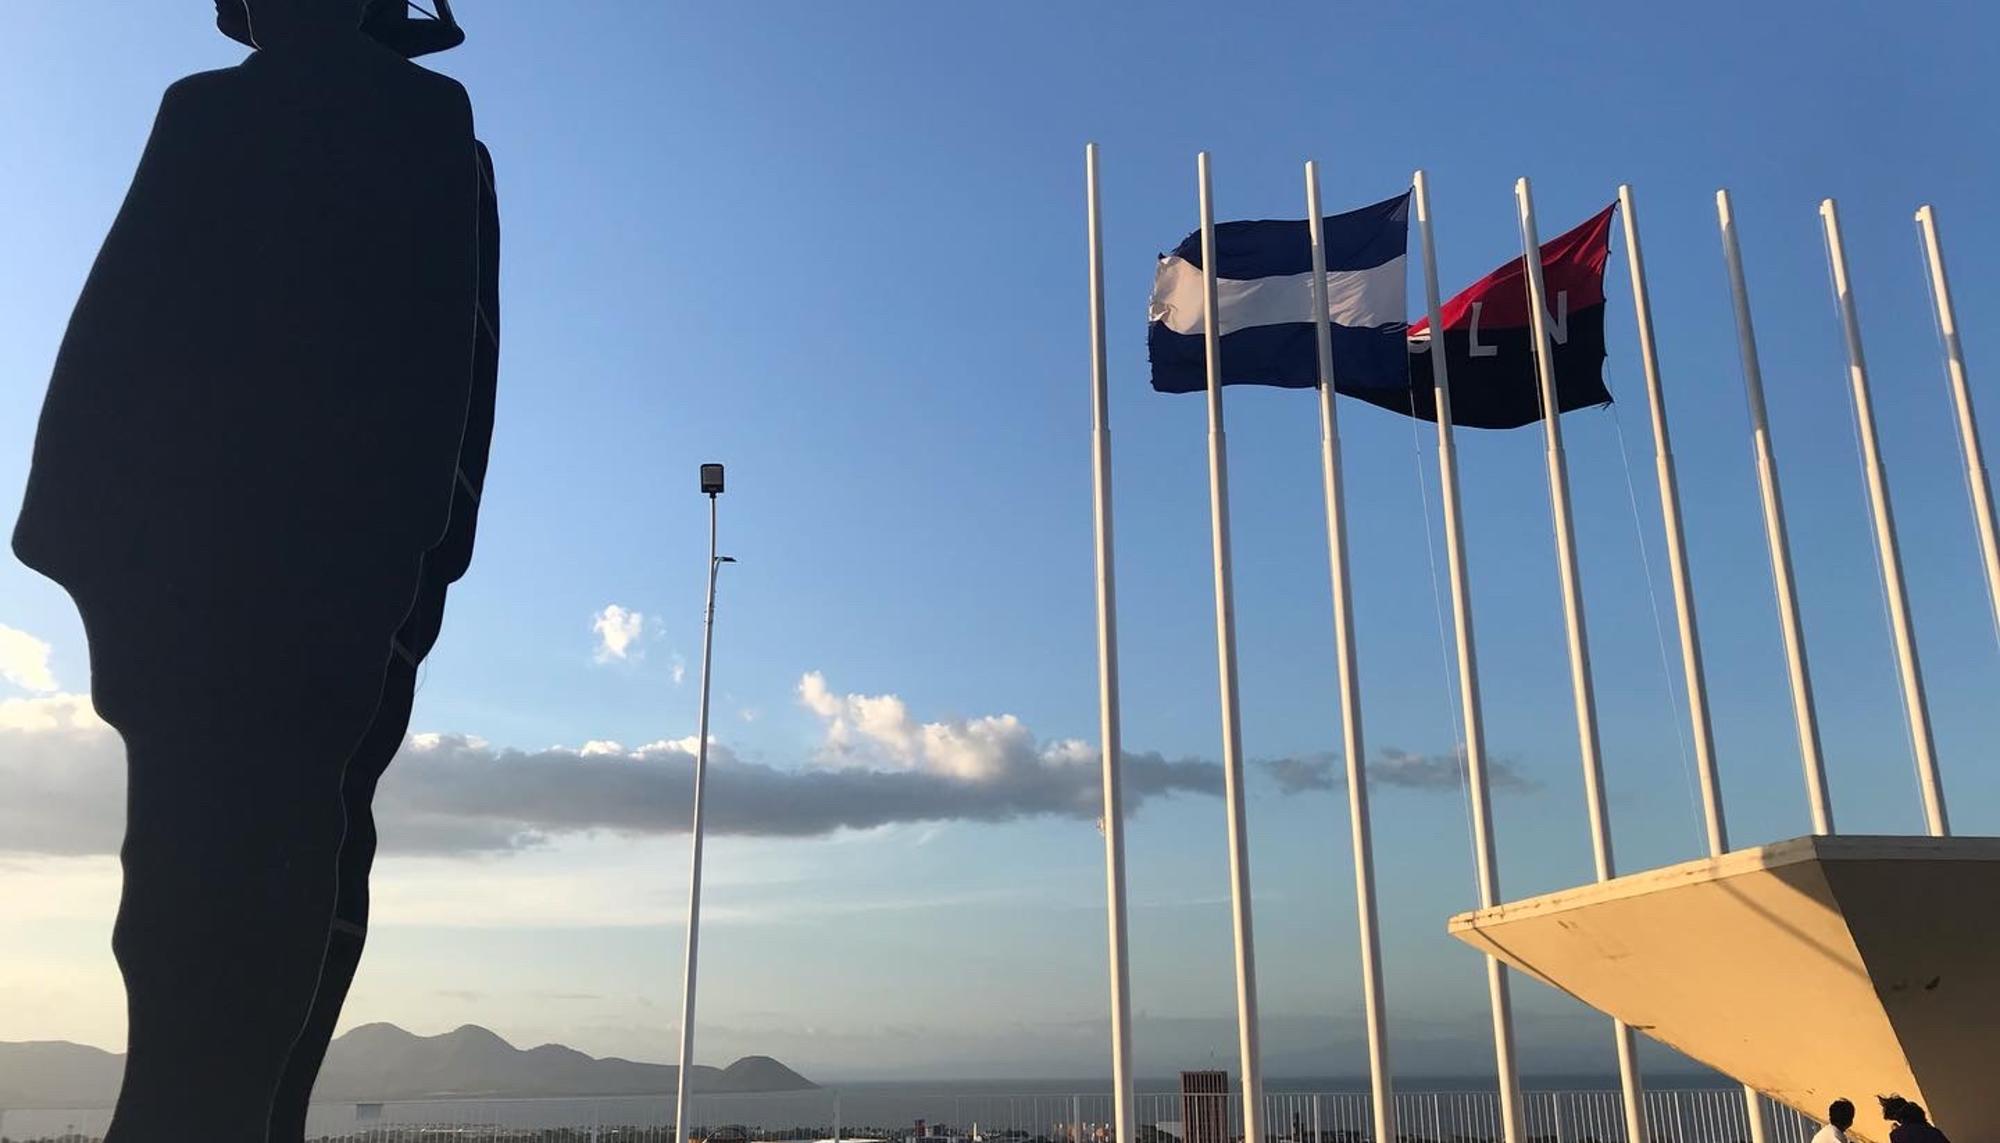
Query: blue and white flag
1147 191 1410 394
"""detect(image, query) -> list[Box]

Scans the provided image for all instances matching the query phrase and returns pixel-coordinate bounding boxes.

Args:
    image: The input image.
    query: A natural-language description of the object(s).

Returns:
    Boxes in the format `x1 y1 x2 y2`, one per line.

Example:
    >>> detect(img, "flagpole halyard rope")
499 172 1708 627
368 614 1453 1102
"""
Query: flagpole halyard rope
1912 217 2000 652
1414 167 1527 1143
1406 387 1484 897
1307 159 1394 1143
1517 175 1649 1143
1835 268 1928 832
1607 405 1708 853
1716 187 1835 835
1838 288 1923 828
1822 202 1946 836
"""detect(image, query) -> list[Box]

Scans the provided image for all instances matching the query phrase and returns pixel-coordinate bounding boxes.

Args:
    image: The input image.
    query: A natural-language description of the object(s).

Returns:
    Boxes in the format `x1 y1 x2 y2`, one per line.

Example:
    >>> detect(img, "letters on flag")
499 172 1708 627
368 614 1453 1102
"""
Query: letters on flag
1369 203 1617 429
1147 193 1411 395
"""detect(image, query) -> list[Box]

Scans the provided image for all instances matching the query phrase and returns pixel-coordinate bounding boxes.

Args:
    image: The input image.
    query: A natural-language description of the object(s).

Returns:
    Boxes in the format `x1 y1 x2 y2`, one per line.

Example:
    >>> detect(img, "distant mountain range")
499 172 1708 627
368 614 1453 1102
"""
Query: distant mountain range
0 1023 815 1109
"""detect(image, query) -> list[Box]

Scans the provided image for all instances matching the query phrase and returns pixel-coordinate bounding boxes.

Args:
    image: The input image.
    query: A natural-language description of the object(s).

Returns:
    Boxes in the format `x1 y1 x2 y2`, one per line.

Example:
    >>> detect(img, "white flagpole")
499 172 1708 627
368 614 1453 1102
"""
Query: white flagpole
1413 169 1523 1143
1085 142 1136 1143
1619 183 1766 1143
1716 190 1834 835
1196 150 1266 1143
1617 185 1729 856
1304 160 1393 1143
1915 206 2000 646
1819 199 1950 838
674 491 729 1143
1514 176 1646 1143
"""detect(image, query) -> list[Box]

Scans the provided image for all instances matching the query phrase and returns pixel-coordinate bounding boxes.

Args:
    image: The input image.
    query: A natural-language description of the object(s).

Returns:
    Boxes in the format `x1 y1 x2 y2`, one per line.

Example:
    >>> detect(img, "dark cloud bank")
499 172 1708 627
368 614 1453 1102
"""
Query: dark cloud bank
1 702 1535 858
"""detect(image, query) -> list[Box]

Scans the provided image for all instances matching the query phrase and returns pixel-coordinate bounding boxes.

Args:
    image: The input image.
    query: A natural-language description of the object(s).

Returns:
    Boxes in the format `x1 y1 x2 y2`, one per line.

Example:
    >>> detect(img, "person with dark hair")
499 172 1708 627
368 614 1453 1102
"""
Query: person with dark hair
1879 1096 1952 1143
1814 1099 1857 1143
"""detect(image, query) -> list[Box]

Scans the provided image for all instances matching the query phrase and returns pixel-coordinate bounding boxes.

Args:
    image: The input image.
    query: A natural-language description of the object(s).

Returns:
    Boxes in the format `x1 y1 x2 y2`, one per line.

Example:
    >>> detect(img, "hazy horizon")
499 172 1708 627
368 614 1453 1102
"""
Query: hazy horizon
6 1017 1731 1088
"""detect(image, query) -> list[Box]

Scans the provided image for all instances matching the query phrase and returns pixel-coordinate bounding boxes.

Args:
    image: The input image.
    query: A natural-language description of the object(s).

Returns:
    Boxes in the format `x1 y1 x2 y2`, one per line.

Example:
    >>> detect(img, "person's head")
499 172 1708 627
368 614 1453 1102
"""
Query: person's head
1879 1097 1927 1127
1829 1101 1855 1130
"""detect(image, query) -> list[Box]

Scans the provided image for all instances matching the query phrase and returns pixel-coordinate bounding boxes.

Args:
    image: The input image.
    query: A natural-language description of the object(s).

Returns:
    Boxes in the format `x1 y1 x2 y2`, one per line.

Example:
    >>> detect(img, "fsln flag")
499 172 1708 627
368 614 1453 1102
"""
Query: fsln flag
1366 203 1617 430
1148 192 1411 394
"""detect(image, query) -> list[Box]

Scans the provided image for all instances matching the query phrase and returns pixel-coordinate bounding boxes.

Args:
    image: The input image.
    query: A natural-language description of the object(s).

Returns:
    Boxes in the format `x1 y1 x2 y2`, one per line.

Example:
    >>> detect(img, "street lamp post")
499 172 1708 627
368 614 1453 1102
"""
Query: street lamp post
674 462 734 1143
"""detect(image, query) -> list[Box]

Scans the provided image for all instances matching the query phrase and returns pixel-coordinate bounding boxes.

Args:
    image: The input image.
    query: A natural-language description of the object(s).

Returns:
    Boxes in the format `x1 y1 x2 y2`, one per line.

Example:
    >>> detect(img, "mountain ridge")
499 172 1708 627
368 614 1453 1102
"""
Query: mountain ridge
0 1024 815 1108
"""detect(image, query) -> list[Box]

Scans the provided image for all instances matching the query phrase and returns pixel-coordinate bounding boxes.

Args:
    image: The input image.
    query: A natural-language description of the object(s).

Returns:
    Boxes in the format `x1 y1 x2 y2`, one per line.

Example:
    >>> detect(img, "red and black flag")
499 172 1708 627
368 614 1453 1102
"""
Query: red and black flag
1350 204 1617 429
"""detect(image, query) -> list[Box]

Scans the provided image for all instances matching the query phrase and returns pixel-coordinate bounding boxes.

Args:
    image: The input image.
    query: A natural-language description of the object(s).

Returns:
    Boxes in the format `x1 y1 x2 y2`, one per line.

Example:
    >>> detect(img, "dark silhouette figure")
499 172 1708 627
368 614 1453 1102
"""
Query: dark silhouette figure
1879 1096 1952 1143
11 2 496 1139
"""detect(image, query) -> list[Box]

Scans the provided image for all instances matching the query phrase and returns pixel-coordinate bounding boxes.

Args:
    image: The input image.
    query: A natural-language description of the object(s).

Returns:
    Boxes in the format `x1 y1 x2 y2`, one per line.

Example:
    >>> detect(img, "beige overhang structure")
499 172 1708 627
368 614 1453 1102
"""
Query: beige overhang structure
1448 834 2000 1143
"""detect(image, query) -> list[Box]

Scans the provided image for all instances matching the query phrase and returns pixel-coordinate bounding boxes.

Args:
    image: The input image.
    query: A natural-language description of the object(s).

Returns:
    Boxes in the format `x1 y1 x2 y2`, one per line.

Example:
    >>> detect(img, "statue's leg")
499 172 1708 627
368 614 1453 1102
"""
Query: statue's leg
92 574 401 1143
265 652 417 1142
267 564 453 1141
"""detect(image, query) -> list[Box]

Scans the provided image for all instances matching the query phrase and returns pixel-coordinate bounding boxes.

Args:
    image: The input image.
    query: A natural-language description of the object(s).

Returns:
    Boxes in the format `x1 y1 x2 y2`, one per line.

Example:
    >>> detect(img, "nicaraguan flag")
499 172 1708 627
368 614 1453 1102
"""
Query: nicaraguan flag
1148 191 1410 394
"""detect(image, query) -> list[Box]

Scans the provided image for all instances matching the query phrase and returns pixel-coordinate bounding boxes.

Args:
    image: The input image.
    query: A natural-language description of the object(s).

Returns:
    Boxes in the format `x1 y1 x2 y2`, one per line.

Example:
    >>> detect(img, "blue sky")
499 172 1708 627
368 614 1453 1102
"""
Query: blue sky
3 0 1996 1082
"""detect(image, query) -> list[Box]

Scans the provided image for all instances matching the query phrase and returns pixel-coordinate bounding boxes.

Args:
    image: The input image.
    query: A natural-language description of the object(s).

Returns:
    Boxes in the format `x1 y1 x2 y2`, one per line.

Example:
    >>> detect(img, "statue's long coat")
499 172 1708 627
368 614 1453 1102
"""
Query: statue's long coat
14 43 481 736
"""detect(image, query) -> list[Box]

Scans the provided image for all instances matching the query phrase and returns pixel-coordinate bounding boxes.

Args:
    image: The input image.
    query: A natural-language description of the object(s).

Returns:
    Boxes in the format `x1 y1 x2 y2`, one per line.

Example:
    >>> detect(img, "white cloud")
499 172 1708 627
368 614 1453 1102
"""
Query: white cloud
411 730 487 752
796 671 841 718
797 674 1104 784
671 654 687 686
590 605 646 663
634 735 704 755
0 691 105 733
796 672 928 765
0 624 60 694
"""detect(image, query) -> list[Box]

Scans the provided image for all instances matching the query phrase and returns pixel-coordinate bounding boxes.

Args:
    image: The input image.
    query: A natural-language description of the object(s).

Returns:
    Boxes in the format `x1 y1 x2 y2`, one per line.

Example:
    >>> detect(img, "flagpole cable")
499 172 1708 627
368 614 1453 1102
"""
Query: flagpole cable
1607 405 1707 851
1820 198 1949 837
1616 187 1776 1127
1923 266 2000 652
1196 150 1268 1142
1912 206 2000 652
1617 183 1731 861
1416 168 1524 1143
1306 159 1394 1143
1516 197 1643 876
1612 391 1765 1142
1405 389 1484 890
1520 234 1664 855
1517 175 1647 1143
1084 142 1137 1143
1831 254 1921 830
1716 188 1834 835
1912 228 1987 640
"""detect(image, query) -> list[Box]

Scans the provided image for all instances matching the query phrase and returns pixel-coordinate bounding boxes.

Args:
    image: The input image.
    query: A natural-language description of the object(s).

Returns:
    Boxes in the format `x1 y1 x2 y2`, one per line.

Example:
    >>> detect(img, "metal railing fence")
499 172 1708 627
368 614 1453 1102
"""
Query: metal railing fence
0 1086 1820 1143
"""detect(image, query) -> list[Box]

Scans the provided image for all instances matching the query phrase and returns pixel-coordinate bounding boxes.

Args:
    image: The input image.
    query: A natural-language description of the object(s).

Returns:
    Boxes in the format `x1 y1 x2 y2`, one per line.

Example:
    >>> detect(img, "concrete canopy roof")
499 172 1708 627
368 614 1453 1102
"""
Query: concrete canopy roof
1449 835 2000 1143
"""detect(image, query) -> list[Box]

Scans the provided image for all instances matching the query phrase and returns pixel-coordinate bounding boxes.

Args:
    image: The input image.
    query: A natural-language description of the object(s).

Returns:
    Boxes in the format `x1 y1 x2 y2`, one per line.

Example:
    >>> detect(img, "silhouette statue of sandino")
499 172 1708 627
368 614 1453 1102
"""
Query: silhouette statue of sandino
11 3 499 1139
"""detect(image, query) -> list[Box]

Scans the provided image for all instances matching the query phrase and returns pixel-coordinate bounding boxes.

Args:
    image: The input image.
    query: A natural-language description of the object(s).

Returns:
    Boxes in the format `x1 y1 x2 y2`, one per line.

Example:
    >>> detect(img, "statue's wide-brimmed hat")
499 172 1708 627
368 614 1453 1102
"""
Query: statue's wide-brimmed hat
215 0 466 58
